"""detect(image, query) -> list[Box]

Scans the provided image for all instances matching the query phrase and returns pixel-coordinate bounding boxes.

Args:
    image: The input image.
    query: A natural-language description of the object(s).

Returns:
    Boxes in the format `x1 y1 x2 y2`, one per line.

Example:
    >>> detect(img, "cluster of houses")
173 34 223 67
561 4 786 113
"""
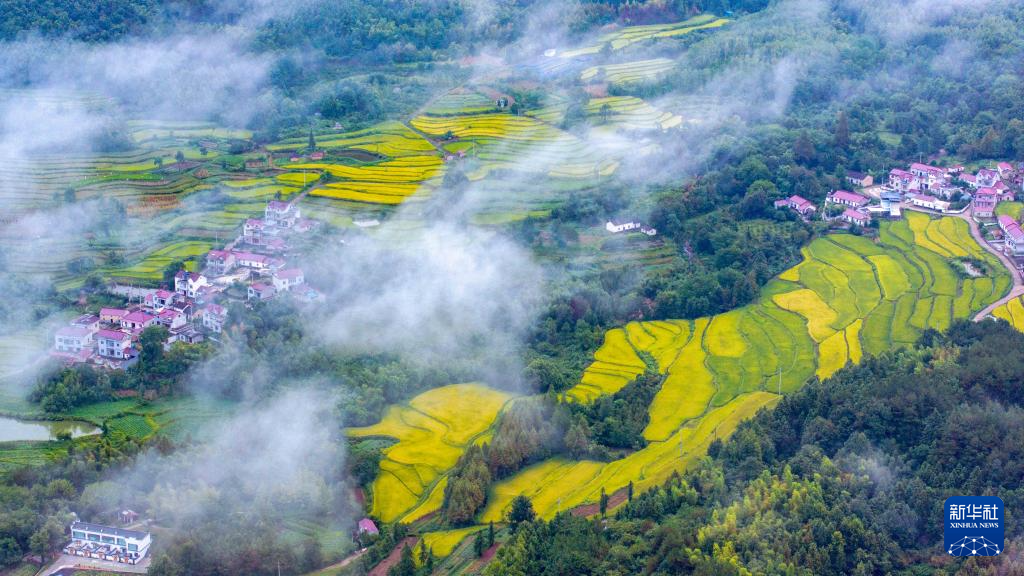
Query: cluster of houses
997 214 1024 267
888 161 1019 218
51 272 213 369
63 521 151 566
242 198 317 253
53 200 322 370
773 161 1024 228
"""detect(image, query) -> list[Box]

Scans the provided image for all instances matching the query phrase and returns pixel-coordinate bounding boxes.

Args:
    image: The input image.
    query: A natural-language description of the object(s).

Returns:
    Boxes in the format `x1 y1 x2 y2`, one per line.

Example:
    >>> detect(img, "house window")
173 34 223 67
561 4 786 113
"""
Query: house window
102 536 115 544
128 544 138 552
117 538 126 546
89 534 100 541
73 531 86 539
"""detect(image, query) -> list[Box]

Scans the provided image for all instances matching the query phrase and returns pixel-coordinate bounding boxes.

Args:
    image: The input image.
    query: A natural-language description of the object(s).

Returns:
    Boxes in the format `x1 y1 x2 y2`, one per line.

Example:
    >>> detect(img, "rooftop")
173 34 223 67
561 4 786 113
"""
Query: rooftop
123 311 154 323
71 521 149 541
96 329 130 341
57 326 93 338
830 190 869 204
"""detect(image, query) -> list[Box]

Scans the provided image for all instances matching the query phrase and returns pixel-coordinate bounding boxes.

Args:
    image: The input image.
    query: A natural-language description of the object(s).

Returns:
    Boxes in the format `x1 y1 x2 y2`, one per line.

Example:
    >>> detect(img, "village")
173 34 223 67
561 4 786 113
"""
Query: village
773 160 1024 272
50 197 323 370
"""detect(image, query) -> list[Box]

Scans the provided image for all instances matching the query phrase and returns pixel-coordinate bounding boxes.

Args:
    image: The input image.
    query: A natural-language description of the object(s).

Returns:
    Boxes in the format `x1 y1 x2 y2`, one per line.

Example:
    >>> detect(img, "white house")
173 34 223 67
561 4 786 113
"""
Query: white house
827 190 870 208
265 200 300 227
1006 221 1024 259
841 208 871 227
907 193 950 212
201 304 228 333
248 283 276 301
272 269 305 292
174 271 209 299
54 326 95 354
96 330 132 359
205 249 236 276
65 521 151 565
606 219 641 233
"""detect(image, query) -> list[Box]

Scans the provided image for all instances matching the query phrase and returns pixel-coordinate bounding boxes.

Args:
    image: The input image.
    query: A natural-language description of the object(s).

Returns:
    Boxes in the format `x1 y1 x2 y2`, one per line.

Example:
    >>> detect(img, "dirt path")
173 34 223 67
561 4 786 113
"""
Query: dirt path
309 547 368 575
368 536 419 576
903 205 1024 320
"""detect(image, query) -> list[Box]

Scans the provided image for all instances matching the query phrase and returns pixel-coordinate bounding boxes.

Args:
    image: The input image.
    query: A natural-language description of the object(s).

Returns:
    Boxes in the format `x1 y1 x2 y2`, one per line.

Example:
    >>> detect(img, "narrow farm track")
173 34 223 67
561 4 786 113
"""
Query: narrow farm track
904 205 1024 321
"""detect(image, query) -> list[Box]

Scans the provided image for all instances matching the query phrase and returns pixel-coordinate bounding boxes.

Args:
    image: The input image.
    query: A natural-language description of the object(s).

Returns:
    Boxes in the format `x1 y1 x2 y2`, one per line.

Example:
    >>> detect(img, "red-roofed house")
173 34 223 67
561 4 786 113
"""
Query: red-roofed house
272 269 305 292
121 311 156 331
827 190 870 208
206 250 236 276
889 169 915 191
998 162 1014 178
100 308 128 325
96 330 132 359
174 271 209 299
841 209 871 227
974 188 997 218
773 195 816 216
998 215 1018 234
975 168 999 188
157 309 187 330
265 200 300 227
247 283 276 302
910 163 948 190
357 518 379 536
1005 222 1024 259
145 289 176 311
55 326 95 354
233 251 272 270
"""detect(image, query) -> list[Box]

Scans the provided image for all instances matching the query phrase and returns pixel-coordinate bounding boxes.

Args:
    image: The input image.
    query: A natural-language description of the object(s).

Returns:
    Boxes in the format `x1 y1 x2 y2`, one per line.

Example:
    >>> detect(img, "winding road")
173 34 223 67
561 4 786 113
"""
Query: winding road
902 205 1024 321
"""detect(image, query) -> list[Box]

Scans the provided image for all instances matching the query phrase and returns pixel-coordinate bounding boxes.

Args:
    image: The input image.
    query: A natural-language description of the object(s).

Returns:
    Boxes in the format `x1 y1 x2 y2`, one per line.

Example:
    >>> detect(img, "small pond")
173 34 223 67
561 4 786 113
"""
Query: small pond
0 416 99 442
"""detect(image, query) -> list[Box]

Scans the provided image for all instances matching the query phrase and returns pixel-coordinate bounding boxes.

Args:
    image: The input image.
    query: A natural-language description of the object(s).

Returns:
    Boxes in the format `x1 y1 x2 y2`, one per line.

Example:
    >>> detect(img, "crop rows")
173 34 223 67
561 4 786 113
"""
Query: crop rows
482 212 1008 521
347 383 512 523
579 58 675 86
586 96 682 130
410 113 617 179
268 121 436 157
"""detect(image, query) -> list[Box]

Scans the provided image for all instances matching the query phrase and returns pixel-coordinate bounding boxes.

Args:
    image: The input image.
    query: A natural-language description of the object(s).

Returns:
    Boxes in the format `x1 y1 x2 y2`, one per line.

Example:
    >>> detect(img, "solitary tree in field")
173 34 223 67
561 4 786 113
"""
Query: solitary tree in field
508 495 536 529
308 128 316 152
63 188 76 203
488 521 495 546
627 481 634 502
599 487 608 517
154 157 163 167
175 150 185 163
600 103 612 124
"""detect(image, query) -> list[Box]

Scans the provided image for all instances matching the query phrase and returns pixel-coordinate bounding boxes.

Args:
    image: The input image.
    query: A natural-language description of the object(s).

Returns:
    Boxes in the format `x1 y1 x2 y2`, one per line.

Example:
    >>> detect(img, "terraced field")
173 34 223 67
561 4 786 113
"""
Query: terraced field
268 121 437 157
480 212 1009 521
555 14 729 60
347 383 514 523
580 58 675 86
586 96 682 130
410 113 618 180
301 156 445 205
992 295 1024 329
422 91 497 116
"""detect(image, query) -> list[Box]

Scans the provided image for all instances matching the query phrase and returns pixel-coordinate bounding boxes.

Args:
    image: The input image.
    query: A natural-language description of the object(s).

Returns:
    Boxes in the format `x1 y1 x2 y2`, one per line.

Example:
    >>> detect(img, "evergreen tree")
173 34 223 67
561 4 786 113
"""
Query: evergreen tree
508 495 535 529
833 110 850 149
308 128 316 151
599 487 608 517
